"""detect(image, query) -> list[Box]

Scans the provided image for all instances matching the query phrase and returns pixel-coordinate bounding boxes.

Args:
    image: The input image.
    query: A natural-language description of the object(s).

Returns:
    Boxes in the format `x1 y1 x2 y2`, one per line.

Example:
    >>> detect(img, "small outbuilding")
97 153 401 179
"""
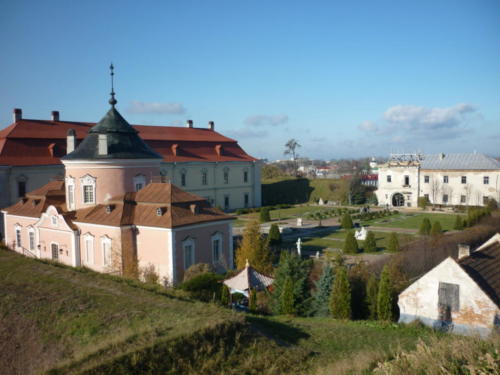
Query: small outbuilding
222 261 274 297
398 234 500 336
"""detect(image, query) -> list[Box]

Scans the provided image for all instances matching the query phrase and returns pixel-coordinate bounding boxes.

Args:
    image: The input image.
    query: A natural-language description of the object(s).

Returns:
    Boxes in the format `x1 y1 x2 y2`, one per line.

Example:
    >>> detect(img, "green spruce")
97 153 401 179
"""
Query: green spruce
309 263 334 317
431 221 443 236
418 218 431 235
341 213 354 229
259 208 271 223
363 231 377 252
387 232 400 252
377 265 395 321
453 215 464 230
329 265 351 319
343 231 359 254
280 277 296 315
268 223 282 246
366 274 378 320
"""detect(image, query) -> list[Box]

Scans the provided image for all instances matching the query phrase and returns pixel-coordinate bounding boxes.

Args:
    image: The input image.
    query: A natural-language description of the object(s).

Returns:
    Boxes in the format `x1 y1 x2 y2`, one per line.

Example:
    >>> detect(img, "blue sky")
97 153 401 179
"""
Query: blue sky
1 0 499 160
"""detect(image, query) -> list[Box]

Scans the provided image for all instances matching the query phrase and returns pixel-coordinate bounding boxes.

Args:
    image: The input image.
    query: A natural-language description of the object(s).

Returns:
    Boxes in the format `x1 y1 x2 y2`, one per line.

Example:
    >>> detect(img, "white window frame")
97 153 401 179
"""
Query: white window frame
80 174 96 205
84 233 95 265
28 227 35 251
443 175 449 184
50 242 59 260
182 237 195 270
484 176 489 185
101 236 112 267
15 224 22 248
66 176 75 210
133 174 146 192
211 232 223 263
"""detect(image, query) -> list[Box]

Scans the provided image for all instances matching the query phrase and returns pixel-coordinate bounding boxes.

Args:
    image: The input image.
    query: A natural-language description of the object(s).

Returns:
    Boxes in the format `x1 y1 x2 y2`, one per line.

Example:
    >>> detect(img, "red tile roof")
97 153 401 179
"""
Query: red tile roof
0 118 257 166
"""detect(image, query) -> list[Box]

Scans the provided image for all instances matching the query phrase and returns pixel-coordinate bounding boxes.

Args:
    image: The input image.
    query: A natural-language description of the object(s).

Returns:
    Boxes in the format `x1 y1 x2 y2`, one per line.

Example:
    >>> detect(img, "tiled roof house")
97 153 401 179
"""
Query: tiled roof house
2 86 235 284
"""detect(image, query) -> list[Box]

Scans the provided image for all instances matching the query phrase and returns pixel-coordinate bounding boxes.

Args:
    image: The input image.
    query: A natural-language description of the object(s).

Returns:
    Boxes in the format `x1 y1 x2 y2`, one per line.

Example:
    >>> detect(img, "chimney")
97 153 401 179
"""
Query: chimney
67 129 76 154
439 152 445 160
215 144 222 157
458 244 470 259
51 111 60 121
98 134 108 155
186 119 193 128
13 108 22 122
171 144 178 156
208 121 215 130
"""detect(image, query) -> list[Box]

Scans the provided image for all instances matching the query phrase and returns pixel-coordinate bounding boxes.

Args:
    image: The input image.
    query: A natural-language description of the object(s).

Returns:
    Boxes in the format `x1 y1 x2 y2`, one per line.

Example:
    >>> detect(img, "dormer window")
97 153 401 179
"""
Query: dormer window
133 174 146 192
156 207 164 216
105 205 113 214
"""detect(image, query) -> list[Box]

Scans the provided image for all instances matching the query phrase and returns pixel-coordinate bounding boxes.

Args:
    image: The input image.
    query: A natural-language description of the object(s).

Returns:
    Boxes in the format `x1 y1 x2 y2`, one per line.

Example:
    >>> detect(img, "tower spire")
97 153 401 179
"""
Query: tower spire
109 63 117 107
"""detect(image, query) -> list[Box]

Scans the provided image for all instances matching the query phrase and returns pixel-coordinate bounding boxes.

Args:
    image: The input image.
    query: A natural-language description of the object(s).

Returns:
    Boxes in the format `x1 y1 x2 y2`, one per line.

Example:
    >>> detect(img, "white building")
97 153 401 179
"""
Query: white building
376 153 500 207
398 234 500 336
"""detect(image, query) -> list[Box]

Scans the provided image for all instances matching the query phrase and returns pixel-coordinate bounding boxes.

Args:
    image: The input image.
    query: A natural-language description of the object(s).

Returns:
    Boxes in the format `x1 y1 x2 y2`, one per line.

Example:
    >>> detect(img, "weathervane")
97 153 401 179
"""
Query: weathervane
109 63 117 107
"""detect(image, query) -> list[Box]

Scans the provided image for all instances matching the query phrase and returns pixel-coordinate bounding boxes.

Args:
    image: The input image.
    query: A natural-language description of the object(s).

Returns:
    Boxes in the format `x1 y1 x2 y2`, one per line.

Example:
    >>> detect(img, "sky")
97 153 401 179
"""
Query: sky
0 0 499 161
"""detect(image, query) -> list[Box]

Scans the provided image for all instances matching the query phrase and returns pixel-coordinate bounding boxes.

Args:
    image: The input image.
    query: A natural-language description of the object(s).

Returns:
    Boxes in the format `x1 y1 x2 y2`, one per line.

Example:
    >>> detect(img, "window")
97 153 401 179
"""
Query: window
202 170 208 185
160 170 168 183
16 228 21 247
224 195 229 210
51 216 58 226
424 175 429 183
212 233 223 263
18 181 26 197
243 170 248 183
181 170 187 187
460 195 466 204
223 168 229 184
404 175 410 186
443 194 448 204
29 230 35 251
386 175 392 183
484 176 489 185
133 174 146 192
438 282 459 312
424 194 429 200
443 176 449 183
84 235 94 265
183 238 195 270
156 207 163 216
461 176 467 184
51 243 58 260
244 193 249 208
83 185 94 203
67 184 74 209
101 237 111 266
483 196 490 205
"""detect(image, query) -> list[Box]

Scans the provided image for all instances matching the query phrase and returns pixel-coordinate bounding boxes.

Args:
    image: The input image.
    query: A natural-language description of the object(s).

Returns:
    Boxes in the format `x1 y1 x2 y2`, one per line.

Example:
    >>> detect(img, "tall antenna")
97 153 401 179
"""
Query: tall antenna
109 63 117 107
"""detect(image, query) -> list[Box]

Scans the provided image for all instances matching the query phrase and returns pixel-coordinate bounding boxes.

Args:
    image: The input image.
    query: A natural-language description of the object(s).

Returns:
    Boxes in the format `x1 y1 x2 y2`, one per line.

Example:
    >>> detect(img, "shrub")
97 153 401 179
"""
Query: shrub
141 264 160 284
418 218 431 235
453 215 464 230
329 265 351 319
366 274 378 320
268 223 282 246
280 276 296 314
430 221 443 236
183 263 215 282
343 231 359 254
259 208 271 223
341 213 354 229
486 198 498 210
417 196 430 209
220 284 230 306
387 232 400 252
179 272 224 301
364 231 377 252
249 288 257 312
377 265 395 321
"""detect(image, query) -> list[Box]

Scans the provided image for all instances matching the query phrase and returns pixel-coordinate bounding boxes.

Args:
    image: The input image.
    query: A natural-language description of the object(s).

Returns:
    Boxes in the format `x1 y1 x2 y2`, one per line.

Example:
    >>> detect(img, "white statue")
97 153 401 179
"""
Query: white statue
355 226 367 240
297 217 303 227
296 237 302 257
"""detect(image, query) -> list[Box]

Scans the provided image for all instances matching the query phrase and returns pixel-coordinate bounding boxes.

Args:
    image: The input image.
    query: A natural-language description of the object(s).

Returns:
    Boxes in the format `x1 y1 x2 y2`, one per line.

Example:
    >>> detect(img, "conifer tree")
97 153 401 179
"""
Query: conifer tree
349 261 369 320
418 218 431 235
343 231 359 254
341 213 354 229
377 265 395 321
259 208 271 223
280 277 295 314
363 231 377 252
329 265 351 319
249 288 257 312
220 284 230 306
235 220 273 273
309 263 334 317
268 223 282 246
387 232 400 252
431 221 443 236
366 274 378 320
453 215 464 230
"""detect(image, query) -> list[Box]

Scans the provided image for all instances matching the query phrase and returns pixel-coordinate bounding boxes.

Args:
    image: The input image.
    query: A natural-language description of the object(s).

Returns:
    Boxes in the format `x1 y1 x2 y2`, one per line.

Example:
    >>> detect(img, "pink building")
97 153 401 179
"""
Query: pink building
2 88 234 284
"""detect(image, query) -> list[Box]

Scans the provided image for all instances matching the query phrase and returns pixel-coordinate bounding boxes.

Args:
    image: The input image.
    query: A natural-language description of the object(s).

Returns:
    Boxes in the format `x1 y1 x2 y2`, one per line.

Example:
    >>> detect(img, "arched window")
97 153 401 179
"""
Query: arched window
133 174 146 192
83 233 95 265
101 236 112 267
80 174 96 204
182 237 195 270
211 232 223 263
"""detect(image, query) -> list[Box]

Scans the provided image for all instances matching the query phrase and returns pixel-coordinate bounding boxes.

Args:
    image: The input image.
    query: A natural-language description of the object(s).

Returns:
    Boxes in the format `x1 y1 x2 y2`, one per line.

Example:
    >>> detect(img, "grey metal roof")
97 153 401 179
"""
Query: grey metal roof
420 153 500 170
62 107 162 161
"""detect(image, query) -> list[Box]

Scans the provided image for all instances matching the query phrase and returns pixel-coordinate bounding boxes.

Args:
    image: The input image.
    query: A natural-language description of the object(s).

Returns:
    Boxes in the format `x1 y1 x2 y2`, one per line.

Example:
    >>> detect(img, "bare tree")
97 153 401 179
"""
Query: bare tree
284 139 301 176
463 183 472 206
430 177 441 207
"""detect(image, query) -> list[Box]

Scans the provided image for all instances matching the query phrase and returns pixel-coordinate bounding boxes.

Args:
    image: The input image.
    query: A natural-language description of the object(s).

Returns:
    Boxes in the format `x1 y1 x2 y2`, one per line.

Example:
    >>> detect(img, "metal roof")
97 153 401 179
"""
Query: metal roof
420 153 500 170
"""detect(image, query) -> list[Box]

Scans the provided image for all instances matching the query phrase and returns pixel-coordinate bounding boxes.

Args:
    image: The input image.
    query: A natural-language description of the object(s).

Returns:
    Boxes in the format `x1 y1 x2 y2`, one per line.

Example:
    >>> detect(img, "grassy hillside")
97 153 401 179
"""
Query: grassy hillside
2 246 497 374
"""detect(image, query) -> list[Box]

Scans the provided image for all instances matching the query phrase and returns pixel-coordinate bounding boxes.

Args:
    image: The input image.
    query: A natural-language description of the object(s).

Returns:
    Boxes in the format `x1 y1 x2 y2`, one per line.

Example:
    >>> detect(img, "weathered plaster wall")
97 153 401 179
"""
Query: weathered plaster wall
135 226 171 284
399 257 499 336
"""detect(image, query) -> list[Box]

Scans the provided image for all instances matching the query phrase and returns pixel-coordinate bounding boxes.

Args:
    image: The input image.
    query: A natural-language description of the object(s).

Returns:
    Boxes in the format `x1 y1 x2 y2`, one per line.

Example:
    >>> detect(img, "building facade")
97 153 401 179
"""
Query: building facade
376 153 500 208
2 96 235 284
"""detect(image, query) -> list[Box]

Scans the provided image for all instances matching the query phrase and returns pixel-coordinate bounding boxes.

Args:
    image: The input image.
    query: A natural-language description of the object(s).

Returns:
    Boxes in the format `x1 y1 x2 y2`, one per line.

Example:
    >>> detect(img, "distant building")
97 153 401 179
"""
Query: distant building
376 153 500 207
398 234 500 336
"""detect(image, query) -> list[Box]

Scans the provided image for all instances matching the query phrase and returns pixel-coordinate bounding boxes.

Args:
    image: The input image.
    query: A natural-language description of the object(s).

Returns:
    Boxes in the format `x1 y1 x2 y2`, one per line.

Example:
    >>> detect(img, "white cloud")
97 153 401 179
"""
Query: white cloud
127 101 186 114
244 114 289 126
225 128 268 139
384 103 476 131
358 120 378 132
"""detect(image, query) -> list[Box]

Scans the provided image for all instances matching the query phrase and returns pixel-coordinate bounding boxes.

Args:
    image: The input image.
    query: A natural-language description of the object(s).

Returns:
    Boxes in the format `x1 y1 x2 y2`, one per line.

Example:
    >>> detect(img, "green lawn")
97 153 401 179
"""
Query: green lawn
361 212 462 231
